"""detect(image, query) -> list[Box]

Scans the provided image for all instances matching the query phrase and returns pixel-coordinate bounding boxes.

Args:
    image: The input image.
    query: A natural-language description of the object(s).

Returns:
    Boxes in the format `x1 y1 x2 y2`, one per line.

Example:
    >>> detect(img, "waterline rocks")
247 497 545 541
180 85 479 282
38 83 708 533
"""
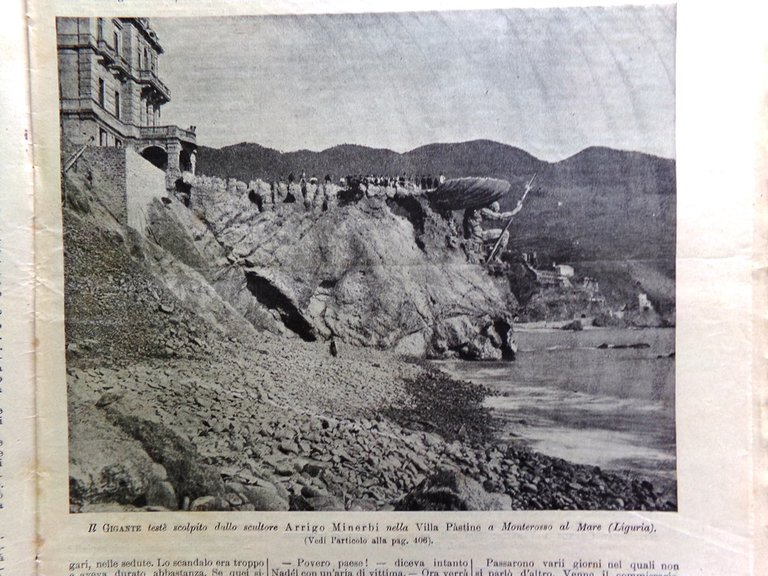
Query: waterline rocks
69 354 676 512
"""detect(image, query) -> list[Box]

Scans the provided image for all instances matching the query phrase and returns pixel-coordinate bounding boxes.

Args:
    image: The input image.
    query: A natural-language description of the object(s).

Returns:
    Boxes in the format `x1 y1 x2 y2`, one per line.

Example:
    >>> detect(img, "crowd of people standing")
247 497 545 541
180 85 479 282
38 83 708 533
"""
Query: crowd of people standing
245 172 446 212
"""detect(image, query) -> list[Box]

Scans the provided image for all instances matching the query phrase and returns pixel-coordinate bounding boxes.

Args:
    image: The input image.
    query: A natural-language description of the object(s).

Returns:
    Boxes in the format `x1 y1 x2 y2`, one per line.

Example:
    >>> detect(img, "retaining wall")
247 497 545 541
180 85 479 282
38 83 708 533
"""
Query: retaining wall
80 147 128 224
125 148 167 232
78 146 167 233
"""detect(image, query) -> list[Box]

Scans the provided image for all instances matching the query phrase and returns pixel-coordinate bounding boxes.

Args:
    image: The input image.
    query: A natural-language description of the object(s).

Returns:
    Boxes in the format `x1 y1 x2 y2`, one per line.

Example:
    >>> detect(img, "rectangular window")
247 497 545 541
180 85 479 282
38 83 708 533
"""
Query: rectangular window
137 48 141 69
97 18 104 41
113 30 120 54
114 91 120 119
98 78 105 107
99 128 108 147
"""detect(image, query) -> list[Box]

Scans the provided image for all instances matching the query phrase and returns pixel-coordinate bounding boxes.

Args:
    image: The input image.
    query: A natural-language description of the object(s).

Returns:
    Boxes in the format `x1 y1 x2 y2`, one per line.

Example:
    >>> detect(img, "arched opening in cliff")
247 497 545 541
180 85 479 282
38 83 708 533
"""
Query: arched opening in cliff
141 145 168 171
493 318 516 360
244 271 317 342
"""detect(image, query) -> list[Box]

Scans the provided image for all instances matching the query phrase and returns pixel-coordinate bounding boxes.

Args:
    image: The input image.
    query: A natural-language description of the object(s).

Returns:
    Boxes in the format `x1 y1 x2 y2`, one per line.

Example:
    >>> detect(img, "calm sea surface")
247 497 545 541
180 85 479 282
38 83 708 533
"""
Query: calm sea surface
439 327 676 481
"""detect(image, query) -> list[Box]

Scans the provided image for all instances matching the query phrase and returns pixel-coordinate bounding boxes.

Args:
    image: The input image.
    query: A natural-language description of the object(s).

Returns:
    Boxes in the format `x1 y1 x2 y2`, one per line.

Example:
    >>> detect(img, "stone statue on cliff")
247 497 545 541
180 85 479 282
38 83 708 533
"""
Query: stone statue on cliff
462 201 522 263
461 174 536 264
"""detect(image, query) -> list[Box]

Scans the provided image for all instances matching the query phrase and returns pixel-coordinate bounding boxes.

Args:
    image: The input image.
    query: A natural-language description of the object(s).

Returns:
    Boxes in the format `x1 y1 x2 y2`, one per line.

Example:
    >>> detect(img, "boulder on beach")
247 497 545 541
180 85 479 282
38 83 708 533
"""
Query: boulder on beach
561 319 583 331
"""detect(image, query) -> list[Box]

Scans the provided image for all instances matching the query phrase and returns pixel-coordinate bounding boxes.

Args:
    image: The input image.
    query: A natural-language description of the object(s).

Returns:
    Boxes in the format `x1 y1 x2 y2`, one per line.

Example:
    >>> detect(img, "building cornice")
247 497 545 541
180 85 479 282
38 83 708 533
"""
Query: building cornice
121 18 164 54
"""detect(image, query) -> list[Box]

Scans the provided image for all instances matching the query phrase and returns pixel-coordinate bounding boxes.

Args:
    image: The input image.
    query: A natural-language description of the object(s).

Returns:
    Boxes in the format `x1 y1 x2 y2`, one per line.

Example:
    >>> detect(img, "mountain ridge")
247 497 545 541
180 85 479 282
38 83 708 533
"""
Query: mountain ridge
197 139 674 193
196 138 676 313
207 139 674 162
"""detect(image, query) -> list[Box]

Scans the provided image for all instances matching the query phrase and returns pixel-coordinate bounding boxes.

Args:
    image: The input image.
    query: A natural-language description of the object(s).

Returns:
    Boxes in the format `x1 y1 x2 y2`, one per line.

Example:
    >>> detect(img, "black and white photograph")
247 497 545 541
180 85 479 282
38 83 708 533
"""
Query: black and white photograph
59 7 677 513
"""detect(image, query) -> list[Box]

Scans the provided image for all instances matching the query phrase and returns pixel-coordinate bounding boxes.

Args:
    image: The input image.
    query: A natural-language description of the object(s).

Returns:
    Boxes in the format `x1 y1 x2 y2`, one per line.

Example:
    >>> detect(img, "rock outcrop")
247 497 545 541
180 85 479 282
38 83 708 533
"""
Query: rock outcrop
184 176 517 360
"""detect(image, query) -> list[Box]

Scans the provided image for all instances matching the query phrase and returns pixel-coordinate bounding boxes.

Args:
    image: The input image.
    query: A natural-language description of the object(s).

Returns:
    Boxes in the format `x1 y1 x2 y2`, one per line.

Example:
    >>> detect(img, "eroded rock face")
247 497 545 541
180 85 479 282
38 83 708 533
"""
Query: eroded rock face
186 177 516 360
69 401 162 509
68 402 182 511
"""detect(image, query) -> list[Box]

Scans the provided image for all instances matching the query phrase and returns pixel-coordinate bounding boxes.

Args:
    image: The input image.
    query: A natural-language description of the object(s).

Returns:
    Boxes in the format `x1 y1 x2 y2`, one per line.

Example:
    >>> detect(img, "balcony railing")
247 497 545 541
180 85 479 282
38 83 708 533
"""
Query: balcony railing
138 69 171 101
96 39 116 63
139 125 196 143
109 55 131 78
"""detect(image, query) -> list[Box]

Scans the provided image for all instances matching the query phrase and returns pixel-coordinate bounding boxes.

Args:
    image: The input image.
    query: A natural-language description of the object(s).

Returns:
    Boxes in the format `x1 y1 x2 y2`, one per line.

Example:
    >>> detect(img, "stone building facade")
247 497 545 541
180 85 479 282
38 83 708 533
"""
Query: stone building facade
57 17 196 182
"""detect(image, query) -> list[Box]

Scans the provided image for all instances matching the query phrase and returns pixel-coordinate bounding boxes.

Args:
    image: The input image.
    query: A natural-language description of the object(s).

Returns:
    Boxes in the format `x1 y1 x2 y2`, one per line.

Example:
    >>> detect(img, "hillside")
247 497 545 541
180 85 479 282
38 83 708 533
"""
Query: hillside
197 139 546 183
198 139 676 313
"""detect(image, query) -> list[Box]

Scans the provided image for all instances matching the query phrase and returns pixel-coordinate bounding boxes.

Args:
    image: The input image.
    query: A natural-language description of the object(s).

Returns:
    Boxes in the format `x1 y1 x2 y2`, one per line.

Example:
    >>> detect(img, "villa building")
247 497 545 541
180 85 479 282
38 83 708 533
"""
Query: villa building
57 17 196 181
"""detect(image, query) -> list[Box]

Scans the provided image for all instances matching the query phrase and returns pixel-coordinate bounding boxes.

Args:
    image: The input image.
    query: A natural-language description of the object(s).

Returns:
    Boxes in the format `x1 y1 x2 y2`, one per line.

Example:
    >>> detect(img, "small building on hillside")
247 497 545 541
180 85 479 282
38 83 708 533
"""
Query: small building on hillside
638 292 654 312
581 277 606 305
553 264 575 278
535 269 572 288
521 254 573 289
57 17 196 182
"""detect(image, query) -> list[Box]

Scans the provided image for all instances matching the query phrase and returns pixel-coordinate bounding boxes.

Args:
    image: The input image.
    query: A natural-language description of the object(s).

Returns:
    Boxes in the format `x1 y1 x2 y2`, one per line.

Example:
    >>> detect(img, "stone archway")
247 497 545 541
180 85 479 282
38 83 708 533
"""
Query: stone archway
140 145 168 171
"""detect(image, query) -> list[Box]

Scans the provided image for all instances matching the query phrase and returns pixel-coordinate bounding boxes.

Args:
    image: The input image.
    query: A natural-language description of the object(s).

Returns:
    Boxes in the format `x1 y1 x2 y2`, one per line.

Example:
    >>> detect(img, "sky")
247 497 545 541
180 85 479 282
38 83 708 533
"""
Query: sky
151 6 675 161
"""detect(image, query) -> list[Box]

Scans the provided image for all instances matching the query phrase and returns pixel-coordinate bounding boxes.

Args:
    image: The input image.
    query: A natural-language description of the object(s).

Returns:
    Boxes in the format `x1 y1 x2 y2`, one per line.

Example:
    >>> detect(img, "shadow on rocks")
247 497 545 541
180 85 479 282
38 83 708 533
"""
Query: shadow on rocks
102 405 225 508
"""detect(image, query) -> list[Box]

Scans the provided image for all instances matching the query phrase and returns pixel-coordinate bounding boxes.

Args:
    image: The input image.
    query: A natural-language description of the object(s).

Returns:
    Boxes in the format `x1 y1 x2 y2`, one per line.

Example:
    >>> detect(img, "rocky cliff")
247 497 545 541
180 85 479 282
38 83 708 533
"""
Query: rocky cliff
199 140 677 315
182 175 517 360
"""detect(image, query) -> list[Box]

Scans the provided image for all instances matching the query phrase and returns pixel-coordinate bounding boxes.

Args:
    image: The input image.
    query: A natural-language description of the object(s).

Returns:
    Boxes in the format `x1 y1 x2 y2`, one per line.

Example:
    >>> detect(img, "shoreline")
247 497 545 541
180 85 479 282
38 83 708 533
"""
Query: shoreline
514 320 676 332
436 326 676 492
68 331 677 512
401 362 678 510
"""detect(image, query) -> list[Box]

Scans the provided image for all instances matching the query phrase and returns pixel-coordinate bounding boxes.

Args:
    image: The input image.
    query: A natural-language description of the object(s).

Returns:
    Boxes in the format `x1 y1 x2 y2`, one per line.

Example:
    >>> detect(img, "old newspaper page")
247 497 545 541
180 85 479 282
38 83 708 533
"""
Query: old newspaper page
20 0 768 574
0 2 36 574
0 1 37 575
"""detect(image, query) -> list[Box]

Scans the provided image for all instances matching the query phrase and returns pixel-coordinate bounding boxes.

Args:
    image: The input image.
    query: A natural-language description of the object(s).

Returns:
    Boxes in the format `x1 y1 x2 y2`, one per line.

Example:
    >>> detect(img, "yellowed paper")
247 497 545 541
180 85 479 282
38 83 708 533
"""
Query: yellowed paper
18 0 768 575
0 1 38 575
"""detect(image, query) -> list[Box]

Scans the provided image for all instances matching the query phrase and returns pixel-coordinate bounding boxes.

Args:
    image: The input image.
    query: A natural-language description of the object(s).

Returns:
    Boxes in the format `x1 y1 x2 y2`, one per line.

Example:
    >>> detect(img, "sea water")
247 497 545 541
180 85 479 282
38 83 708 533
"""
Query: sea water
440 327 676 481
